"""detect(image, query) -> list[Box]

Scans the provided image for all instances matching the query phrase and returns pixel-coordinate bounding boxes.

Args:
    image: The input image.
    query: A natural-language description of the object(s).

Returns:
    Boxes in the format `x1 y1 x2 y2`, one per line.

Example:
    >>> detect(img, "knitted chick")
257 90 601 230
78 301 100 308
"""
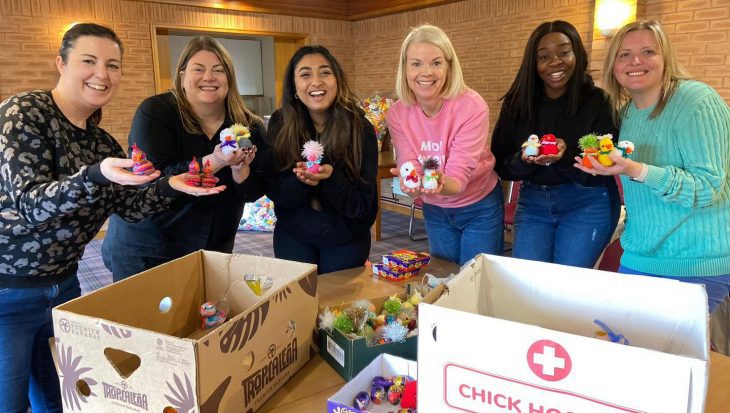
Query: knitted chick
131 144 155 175
185 157 202 187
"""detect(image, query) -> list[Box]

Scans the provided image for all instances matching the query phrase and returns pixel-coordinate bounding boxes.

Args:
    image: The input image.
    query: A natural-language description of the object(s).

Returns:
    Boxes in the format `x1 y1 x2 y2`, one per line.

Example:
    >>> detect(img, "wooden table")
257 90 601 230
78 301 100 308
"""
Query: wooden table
257 260 730 412
373 150 396 241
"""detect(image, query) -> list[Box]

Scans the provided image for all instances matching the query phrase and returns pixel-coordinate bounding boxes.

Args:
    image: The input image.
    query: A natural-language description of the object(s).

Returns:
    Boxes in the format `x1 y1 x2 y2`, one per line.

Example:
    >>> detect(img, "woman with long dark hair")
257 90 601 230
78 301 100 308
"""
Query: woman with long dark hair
261 45 378 273
491 20 620 268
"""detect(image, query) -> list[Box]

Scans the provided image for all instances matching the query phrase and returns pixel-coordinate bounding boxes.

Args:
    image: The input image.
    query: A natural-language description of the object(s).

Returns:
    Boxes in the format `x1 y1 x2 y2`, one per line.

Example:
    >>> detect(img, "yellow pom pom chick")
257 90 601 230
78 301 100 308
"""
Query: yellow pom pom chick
597 137 615 166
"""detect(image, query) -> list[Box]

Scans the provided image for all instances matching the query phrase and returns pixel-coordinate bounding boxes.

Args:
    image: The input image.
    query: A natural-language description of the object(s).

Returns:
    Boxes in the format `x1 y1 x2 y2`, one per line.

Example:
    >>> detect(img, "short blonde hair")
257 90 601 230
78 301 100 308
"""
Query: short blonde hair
395 24 467 105
602 20 691 123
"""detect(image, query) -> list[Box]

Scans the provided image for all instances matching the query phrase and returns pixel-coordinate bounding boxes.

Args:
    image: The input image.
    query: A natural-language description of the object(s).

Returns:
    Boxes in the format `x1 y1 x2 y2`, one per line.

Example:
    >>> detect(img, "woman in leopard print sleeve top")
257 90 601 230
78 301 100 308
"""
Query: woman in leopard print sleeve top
0 23 224 412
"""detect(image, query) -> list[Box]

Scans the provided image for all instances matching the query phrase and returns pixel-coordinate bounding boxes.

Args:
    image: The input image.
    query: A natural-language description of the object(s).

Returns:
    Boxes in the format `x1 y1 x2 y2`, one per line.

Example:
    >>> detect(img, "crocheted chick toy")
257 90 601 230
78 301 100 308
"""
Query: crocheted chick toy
421 156 440 190
301 140 324 174
185 157 202 187
597 136 615 166
200 301 228 329
219 127 238 155
617 140 635 158
521 134 541 157
130 144 155 176
400 161 421 190
578 134 600 169
201 159 218 188
539 133 559 156
231 123 252 150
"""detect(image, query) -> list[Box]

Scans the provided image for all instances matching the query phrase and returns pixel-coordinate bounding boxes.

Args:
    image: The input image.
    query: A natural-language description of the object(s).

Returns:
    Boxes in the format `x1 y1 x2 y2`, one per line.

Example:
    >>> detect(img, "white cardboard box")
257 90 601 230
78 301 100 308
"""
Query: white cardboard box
327 353 417 413
52 250 318 413
419 254 709 413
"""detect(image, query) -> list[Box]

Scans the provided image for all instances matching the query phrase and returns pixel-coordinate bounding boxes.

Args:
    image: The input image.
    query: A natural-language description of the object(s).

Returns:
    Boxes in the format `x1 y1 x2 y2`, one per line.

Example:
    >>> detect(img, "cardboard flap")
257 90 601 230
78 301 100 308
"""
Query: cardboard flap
441 254 709 359
56 251 205 337
201 251 317 316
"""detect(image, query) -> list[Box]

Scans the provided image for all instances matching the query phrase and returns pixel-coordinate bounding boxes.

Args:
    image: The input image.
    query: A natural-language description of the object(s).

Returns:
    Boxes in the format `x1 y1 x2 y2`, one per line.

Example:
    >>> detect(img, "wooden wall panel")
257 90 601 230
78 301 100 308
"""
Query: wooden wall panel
347 0 459 20
151 0 349 20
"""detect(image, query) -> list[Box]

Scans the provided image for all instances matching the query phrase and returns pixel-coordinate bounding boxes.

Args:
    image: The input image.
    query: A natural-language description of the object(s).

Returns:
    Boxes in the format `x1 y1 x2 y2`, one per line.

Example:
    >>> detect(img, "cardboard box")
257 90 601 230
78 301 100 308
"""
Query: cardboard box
320 294 419 381
52 250 318 413
327 353 417 413
419 254 709 413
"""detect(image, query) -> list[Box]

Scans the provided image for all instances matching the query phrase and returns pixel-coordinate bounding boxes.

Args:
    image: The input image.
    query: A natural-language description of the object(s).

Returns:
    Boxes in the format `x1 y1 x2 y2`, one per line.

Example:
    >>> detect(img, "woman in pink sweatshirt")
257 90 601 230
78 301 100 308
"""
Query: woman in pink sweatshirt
387 24 504 265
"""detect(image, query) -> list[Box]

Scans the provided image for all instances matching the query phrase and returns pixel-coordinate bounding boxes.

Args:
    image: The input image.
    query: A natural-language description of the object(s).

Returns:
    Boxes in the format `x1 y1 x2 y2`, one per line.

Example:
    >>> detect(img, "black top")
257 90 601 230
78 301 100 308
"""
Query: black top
102 92 265 275
491 85 619 187
0 91 178 288
259 109 378 245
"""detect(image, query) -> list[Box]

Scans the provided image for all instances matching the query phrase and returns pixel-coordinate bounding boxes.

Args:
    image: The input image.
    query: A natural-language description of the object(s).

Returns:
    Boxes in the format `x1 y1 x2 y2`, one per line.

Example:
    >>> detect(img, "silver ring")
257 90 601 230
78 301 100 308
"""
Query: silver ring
545 162 551 166
194 193 200 197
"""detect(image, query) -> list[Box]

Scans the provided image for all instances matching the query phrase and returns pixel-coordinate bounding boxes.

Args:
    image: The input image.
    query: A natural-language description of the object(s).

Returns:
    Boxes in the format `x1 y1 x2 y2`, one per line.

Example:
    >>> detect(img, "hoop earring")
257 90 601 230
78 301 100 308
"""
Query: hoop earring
295 94 299 100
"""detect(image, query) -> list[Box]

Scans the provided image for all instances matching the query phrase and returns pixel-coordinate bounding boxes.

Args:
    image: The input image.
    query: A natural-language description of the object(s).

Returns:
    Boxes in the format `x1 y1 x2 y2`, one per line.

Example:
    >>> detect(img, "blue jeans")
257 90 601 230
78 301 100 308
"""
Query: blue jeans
513 181 615 268
422 184 504 265
274 226 371 274
0 276 81 413
619 265 730 314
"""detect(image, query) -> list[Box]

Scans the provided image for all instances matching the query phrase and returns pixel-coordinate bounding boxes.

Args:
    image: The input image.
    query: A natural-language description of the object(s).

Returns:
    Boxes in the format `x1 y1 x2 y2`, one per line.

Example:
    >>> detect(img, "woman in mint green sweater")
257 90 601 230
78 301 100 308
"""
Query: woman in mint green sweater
575 20 730 313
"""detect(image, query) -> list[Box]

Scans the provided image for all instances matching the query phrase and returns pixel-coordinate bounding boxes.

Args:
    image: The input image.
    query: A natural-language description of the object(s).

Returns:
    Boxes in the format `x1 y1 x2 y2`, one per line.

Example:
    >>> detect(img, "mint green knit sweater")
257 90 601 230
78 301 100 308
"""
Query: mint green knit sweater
619 80 730 276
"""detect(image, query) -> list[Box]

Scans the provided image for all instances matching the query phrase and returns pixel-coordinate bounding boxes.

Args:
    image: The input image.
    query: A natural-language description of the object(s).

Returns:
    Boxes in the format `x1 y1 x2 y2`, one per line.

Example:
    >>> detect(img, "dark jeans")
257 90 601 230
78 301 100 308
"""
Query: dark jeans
513 181 617 268
422 184 504 266
0 276 81 413
273 226 371 274
619 265 730 314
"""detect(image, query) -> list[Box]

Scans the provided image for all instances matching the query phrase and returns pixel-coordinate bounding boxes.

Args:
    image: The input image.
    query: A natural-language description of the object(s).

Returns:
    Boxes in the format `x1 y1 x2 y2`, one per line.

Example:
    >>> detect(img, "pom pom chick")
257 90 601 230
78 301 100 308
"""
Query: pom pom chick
400 161 421 190
539 133 559 156
421 156 440 190
301 140 324 174
521 134 541 157
597 136 615 166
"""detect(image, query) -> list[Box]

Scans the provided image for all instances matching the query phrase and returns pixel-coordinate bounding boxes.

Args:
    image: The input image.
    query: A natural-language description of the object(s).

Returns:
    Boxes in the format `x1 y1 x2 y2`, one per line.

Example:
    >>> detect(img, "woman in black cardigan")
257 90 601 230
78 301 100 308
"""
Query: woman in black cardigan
259 45 378 274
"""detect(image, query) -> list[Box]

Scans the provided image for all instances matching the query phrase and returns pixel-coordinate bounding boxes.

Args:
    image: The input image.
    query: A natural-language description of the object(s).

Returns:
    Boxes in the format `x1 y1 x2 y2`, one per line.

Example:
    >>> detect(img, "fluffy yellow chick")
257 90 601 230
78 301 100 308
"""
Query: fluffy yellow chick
597 137 615 166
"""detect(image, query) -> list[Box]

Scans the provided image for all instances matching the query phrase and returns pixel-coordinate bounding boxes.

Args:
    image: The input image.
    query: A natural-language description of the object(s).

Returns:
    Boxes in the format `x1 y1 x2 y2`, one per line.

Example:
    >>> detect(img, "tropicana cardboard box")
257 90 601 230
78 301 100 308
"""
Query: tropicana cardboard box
52 250 318 413
419 254 709 413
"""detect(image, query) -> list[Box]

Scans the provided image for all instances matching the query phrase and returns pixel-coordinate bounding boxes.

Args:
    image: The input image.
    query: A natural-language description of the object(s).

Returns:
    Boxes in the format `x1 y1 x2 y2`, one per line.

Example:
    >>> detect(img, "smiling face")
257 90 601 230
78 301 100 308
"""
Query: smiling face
55 35 122 115
181 50 229 109
613 29 664 108
294 53 338 123
405 42 447 109
536 32 576 99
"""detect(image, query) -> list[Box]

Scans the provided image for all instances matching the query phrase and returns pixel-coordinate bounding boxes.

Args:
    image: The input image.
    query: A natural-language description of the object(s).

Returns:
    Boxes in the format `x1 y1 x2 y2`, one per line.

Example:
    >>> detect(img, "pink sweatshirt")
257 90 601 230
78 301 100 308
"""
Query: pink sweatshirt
387 89 499 208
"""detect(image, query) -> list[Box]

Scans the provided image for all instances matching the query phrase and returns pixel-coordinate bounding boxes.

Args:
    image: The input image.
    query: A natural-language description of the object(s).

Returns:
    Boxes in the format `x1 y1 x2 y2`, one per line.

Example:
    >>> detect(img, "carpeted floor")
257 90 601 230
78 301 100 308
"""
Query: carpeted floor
77 209 430 295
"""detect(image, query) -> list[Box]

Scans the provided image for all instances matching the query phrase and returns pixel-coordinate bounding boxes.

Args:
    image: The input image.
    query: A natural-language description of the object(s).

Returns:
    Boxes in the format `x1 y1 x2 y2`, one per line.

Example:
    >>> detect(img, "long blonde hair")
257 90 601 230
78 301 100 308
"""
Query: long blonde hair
395 24 467 106
602 20 691 124
172 36 260 134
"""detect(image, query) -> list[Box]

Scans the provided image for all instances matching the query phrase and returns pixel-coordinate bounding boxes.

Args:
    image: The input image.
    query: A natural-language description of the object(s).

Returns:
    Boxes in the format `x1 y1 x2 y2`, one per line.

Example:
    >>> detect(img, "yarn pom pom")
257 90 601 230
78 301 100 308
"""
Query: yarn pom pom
401 380 417 409
301 140 324 159
382 322 409 343
318 307 336 332
422 156 440 170
345 305 369 332
333 313 354 334
382 295 402 315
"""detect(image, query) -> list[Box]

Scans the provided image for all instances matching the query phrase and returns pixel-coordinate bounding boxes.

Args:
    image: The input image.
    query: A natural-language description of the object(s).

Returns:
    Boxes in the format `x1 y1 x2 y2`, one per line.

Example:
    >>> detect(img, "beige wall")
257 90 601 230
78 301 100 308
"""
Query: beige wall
1 0 728 147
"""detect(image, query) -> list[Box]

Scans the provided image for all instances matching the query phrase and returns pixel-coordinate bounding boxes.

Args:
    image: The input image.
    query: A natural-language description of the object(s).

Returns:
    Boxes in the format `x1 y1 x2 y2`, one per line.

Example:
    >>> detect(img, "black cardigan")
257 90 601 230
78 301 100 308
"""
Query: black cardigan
259 109 378 245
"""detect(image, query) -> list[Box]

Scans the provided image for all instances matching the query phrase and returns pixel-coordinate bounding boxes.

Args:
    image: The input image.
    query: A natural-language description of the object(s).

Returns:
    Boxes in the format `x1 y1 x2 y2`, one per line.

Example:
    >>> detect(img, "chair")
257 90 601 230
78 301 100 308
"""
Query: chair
408 197 427 242
596 238 623 272
503 181 520 252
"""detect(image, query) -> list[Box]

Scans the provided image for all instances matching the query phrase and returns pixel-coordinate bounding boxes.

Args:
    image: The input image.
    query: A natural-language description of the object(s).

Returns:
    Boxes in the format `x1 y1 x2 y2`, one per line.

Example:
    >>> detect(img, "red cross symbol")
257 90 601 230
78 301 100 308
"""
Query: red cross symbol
526 340 572 382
